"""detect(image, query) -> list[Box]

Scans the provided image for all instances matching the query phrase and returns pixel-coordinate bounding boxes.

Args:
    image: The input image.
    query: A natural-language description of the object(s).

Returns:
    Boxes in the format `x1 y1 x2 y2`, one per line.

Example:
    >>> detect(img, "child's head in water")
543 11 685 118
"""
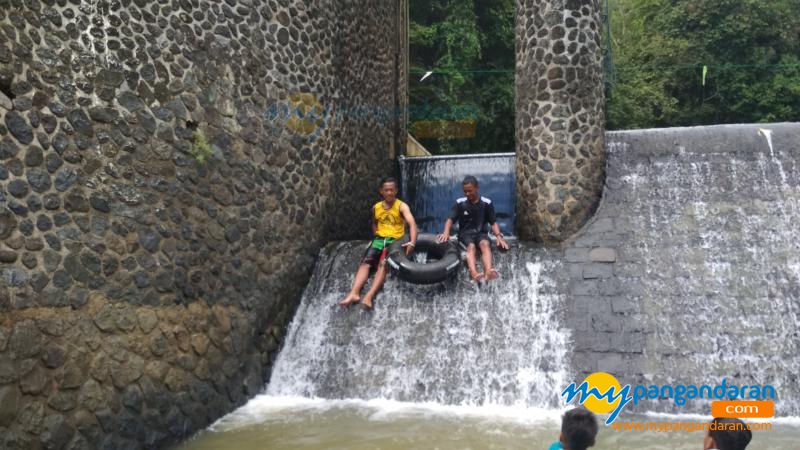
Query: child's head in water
553 408 598 450
704 418 752 450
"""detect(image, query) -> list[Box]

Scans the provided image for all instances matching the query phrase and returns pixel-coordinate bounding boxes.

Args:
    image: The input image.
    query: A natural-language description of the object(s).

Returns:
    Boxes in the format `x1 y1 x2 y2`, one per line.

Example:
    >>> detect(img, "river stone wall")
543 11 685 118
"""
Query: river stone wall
562 123 800 415
0 0 406 448
515 0 606 243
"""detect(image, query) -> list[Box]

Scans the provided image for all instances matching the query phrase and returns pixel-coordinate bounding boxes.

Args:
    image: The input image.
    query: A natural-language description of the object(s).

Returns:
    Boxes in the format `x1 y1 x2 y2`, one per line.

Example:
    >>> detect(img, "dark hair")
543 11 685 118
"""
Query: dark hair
462 175 478 186
380 177 398 188
709 418 752 450
561 408 598 450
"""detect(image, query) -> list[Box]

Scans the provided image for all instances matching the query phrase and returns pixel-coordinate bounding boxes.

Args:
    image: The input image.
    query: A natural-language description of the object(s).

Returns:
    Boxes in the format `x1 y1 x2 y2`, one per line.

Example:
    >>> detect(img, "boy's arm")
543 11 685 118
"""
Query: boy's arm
399 203 417 254
491 221 509 250
486 203 508 248
371 205 377 236
438 202 458 242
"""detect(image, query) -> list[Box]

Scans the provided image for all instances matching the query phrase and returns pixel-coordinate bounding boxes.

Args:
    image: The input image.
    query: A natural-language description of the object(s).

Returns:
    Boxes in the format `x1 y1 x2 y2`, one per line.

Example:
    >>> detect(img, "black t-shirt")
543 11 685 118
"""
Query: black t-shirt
448 196 496 234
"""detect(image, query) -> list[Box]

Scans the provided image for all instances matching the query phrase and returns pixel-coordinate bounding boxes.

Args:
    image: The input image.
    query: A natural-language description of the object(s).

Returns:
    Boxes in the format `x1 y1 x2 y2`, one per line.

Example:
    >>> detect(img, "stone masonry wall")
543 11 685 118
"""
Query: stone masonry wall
515 0 605 243
0 0 406 448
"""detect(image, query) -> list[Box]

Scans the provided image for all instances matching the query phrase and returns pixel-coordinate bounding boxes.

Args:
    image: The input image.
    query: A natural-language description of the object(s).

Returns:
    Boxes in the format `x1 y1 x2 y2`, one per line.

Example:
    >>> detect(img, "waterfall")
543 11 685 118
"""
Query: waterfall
602 123 800 415
262 152 568 411
266 241 571 409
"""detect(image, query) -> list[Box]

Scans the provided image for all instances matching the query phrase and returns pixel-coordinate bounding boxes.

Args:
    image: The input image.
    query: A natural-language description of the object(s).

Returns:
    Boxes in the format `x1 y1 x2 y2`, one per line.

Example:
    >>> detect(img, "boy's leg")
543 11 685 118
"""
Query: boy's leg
465 243 484 282
479 239 498 280
361 261 387 310
339 263 371 305
460 232 484 282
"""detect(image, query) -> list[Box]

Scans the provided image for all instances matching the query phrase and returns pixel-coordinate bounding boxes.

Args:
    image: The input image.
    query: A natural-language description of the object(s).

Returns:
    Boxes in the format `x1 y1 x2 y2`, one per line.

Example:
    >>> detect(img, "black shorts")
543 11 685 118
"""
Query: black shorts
458 231 490 249
360 237 395 268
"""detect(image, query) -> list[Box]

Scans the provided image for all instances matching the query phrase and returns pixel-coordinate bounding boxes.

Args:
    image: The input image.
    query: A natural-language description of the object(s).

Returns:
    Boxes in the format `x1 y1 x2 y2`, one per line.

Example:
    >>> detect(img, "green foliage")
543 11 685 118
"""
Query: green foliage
410 0 800 145
409 0 515 154
607 0 800 129
191 130 213 163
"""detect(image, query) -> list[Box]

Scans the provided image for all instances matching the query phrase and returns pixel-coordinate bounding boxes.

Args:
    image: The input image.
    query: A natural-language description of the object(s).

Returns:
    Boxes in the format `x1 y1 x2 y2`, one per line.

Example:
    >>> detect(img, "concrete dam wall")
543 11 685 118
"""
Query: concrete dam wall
563 123 800 414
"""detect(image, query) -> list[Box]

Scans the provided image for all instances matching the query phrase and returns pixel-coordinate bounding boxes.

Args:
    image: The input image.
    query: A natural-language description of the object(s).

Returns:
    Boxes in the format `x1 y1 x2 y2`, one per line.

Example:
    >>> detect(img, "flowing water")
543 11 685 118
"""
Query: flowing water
601 124 800 415
399 154 516 235
266 241 569 406
179 242 800 449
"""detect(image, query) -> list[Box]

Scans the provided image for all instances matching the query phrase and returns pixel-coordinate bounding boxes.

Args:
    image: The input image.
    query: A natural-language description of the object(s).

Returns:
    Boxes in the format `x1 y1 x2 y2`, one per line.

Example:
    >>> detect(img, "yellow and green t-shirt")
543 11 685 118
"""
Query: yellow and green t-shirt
374 200 406 240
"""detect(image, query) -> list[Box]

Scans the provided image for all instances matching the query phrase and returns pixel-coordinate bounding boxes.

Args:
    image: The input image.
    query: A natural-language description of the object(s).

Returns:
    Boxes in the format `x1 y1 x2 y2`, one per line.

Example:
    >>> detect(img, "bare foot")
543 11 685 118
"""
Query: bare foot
338 293 360 307
360 297 374 311
470 272 485 283
485 269 499 281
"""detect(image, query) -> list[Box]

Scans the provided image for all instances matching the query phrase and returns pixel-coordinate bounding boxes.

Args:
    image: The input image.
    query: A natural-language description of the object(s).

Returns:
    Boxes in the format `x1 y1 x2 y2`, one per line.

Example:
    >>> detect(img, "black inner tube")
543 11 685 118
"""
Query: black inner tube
409 238 447 261
387 234 460 284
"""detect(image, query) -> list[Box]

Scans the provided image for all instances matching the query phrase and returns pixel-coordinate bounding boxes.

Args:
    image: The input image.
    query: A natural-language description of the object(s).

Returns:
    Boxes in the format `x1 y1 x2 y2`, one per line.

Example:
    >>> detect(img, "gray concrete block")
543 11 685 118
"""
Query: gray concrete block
567 314 591 332
597 353 624 373
627 357 651 376
565 248 589 263
621 315 648 332
572 280 599 296
591 218 615 233
612 263 643 277
573 234 607 247
573 332 612 352
610 297 639 313
568 263 584 279
610 332 645 353
570 351 597 373
591 315 625 332
598 279 623 296
572 295 609 315
589 247 617 262
582 264 614 279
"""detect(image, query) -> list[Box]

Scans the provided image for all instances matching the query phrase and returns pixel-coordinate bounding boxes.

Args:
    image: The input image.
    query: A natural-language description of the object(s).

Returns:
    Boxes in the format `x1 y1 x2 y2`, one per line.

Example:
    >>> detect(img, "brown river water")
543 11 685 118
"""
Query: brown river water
177 396 800 450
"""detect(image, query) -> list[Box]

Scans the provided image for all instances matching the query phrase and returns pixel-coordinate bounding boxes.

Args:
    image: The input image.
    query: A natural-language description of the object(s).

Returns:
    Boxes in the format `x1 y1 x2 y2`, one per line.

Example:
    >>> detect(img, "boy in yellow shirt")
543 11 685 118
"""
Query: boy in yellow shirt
339 177 417 310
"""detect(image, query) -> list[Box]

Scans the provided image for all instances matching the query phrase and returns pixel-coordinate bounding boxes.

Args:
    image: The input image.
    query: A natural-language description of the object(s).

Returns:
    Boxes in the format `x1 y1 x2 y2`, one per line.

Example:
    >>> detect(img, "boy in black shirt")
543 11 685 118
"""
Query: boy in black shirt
437 176 509 282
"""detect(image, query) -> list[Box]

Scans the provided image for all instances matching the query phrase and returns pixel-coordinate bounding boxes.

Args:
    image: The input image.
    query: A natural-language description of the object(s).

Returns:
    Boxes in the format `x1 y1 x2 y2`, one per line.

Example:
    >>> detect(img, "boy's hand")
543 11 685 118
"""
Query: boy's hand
436 233 449 243
497 237 510 250
401 242 415 256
